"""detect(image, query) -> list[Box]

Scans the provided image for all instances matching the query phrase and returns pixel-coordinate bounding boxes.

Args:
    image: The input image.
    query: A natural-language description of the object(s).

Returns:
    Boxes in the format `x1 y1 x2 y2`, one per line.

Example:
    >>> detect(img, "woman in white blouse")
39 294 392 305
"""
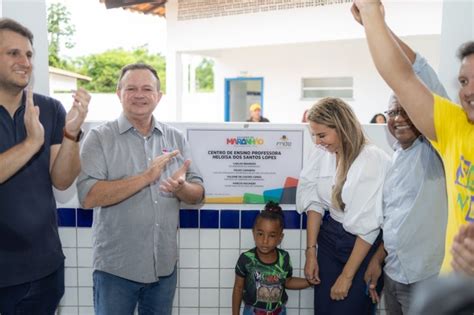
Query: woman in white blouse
296 97 390 314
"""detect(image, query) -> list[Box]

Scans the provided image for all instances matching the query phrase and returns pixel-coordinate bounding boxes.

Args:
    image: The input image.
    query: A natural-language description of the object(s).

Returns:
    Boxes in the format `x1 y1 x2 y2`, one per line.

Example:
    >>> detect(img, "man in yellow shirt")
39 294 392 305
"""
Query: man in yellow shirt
352 0 474 276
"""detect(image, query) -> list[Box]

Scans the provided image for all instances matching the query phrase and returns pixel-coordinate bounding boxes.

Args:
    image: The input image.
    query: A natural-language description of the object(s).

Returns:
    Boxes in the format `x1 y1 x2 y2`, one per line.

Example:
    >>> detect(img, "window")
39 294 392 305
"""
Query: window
195 58 215 92
301 77 353 100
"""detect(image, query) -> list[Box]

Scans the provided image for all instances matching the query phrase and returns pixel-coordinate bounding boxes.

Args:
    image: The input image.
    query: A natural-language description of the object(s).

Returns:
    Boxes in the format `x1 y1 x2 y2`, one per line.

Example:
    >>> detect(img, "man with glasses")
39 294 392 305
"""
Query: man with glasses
361 26 449 314
353 0 474 278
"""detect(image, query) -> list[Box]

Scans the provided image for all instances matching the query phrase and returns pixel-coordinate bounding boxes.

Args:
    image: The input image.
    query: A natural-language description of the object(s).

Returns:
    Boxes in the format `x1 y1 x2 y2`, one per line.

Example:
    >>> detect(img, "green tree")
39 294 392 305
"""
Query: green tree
47 3 76 69
195 58 214 92
78 47 166 93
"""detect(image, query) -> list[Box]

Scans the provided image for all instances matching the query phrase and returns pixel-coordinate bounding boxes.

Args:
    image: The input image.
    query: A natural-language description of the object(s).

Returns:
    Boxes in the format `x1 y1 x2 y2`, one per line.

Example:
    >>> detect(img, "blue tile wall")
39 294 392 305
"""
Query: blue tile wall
200 209 219 228
284 210 301 229
180 209 199 228
77 208 93 227
57 208 304 229
220 210 240 229
57 208 76 227
241 210 260 229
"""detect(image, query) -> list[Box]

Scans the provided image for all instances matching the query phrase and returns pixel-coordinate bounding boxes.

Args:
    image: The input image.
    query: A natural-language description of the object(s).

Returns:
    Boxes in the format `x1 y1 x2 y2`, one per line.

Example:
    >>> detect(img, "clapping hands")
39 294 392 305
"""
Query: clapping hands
160 159 192 194
451 223 474 277
64 88 91 137
24 87 44 151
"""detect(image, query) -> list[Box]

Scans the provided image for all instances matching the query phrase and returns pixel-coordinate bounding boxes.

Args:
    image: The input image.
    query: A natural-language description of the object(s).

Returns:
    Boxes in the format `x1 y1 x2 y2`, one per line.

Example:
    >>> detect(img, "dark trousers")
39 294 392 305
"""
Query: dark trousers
0 263 64 315
313 216 382 315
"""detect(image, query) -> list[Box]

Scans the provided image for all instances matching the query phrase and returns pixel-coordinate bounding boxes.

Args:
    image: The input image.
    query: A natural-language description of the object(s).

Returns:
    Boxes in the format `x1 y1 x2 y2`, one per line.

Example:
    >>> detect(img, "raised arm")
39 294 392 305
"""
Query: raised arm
389 29 416 65
50 88 91 190
351 4 416 64
352 1 436 140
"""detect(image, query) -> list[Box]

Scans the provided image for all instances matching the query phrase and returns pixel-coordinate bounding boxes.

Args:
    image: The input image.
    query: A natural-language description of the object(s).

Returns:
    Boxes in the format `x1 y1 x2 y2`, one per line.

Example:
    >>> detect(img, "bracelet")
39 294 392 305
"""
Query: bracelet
63 127 83 142
306 245 317 251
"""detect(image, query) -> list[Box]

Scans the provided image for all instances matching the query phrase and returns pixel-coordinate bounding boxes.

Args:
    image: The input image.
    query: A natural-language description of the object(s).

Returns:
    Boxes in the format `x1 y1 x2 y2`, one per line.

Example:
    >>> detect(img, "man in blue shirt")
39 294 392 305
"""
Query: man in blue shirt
0 18 90 314
361 26 449 314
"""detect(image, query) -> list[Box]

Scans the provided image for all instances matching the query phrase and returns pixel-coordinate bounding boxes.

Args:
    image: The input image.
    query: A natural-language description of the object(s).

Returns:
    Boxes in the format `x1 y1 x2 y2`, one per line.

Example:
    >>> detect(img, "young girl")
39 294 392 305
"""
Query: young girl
232 202 310 315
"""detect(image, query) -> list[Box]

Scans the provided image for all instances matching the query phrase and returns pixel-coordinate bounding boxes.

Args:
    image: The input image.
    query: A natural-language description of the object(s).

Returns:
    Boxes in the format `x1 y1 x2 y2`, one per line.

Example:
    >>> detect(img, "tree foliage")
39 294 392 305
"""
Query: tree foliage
47 3 166 93
195 58 214 92
47 3 76 69
77 47 166 93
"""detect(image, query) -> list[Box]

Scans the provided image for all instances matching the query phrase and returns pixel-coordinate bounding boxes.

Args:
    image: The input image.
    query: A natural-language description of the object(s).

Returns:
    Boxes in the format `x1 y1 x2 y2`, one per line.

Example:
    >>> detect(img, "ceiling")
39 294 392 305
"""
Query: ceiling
99 0 167 17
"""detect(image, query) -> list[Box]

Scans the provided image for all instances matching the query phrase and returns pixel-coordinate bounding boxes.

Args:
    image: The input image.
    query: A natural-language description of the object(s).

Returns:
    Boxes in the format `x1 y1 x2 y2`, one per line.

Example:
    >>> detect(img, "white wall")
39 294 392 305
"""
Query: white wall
2 0 49 95
166 1 444 124
439 0 474 103
49 74 77 94
166 1 442 52
180 35 441 124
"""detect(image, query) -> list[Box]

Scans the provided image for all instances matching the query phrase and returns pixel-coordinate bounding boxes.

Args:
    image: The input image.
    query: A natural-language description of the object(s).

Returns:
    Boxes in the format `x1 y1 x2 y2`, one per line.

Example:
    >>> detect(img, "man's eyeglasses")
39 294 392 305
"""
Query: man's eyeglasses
384 109 408 118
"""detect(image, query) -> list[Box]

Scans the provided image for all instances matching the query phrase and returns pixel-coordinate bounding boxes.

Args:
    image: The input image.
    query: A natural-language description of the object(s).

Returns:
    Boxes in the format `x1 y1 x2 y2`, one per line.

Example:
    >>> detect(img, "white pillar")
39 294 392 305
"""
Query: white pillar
438 0 474 102
190 55 197 94
164 0 185 122
166 50 184 121
2 0 49 96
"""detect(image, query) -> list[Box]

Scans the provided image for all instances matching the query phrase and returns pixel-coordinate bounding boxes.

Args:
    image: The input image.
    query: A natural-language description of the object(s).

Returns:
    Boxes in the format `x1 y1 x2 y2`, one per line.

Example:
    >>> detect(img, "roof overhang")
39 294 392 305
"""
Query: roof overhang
99 0 166 17
49 67 92 82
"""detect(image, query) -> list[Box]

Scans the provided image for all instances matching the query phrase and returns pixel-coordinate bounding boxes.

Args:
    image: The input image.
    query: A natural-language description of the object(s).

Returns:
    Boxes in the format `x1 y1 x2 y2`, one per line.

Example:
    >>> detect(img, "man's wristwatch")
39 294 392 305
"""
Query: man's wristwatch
63 128 84 142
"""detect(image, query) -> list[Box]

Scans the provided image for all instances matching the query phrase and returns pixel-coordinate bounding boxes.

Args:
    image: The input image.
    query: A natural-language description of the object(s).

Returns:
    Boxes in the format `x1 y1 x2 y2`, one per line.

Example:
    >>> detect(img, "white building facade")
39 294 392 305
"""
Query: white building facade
164 0 464 124
1 0 473 314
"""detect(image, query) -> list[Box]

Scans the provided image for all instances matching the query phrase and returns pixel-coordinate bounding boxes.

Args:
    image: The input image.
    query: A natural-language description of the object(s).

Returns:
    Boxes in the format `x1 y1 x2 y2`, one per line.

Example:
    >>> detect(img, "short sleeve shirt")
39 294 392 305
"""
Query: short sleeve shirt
76 115 204 283
430 94 474 272
235 248 292 311
0 92 66 287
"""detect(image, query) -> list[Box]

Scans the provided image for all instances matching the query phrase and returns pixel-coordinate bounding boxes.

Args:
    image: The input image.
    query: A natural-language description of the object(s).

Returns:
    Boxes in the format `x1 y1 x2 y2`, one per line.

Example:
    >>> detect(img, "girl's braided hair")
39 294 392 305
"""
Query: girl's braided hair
253 201 285 230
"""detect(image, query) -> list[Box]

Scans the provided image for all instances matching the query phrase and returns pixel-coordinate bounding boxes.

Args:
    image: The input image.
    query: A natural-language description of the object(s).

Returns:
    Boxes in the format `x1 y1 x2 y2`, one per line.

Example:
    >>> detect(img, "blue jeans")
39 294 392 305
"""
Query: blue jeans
93 266 177 315
243 305 287 315
0 262 64 315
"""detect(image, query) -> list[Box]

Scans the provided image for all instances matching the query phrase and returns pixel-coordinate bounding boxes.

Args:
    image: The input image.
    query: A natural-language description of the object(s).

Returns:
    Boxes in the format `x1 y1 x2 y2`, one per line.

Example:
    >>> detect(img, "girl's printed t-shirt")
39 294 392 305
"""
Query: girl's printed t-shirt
235 248 292 311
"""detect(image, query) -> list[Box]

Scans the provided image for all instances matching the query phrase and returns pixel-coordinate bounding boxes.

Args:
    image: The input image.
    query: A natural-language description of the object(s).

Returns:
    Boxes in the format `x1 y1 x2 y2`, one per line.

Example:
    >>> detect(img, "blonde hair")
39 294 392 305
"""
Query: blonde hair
307 97 366 210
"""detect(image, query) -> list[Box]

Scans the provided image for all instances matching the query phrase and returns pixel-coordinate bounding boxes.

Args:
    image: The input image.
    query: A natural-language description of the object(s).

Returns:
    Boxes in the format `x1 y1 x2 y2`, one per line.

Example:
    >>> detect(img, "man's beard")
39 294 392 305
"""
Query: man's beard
0 78 29 95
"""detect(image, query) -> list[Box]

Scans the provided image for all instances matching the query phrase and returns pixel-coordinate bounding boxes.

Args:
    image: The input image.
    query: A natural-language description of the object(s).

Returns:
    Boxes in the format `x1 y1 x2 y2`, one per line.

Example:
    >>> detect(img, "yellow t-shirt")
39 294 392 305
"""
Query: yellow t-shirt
430 94 474 272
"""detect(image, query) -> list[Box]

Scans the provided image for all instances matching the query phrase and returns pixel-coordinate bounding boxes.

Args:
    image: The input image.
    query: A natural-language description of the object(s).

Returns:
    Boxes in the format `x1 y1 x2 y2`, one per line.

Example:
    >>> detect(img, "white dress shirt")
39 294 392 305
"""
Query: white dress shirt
297 143 391 244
